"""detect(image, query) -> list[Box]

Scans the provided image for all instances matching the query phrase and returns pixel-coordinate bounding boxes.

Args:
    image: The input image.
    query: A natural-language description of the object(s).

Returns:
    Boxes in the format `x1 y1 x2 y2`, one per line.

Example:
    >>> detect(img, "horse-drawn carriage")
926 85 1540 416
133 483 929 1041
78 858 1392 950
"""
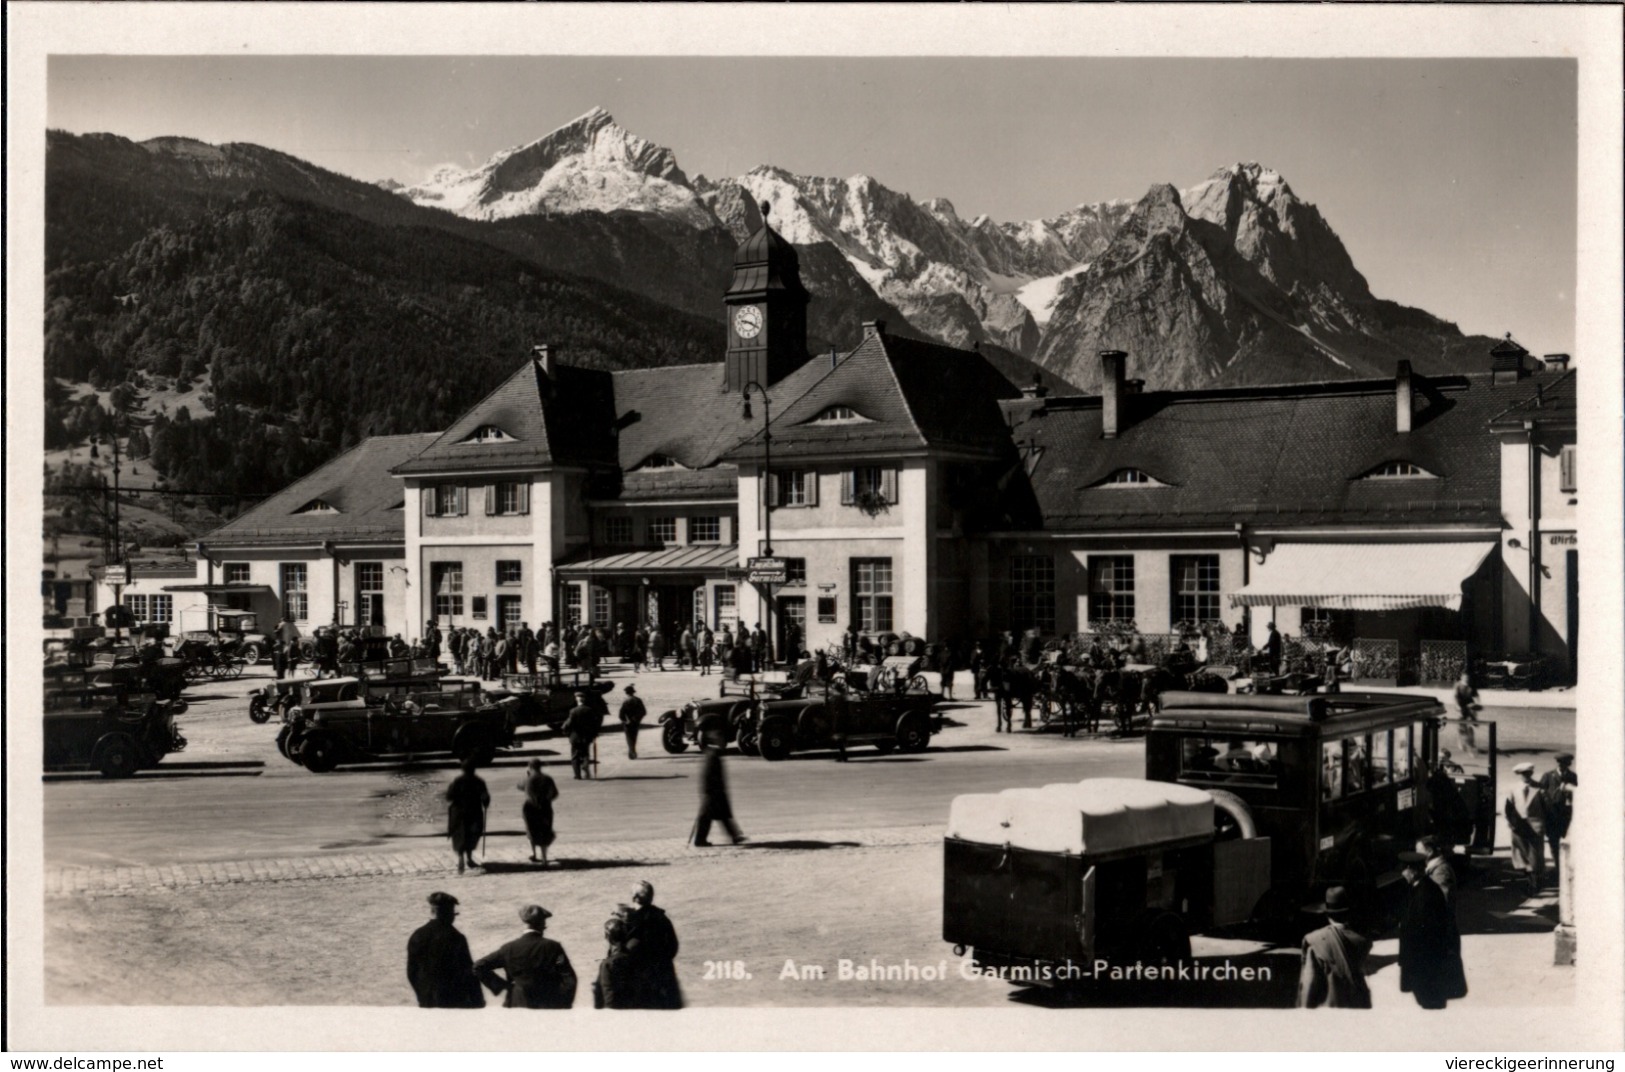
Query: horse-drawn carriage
1025 643 1231 736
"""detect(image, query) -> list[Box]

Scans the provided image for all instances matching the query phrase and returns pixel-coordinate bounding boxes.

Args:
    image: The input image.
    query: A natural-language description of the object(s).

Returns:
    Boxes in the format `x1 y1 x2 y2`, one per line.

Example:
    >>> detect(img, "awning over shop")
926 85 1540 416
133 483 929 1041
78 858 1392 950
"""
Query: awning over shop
161 583 276 594
1230 542 1496 612
556 544 738 579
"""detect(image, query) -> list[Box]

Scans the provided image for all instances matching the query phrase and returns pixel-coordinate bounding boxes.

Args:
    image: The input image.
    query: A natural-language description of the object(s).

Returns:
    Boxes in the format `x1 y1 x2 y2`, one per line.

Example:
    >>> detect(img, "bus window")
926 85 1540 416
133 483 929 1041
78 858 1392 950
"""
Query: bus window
1394 724 1413 782
1321 740 1344 800
1181 737 1220 773
1180 736 1278 786
1344 735 1369 795
1371 730 1393 787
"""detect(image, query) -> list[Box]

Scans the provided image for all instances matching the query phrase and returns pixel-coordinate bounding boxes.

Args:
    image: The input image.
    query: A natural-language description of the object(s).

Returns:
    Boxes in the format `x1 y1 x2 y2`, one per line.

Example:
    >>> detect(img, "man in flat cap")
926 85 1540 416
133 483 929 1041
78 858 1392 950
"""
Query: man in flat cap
1296 886 1371 1009
1398 850 1467 1008
475 905 578 1009
619 684 647 760
563 691 602 780
406 892 484 1008
1503 761 1548 894
1540 752 1577 871
621 880 684 1009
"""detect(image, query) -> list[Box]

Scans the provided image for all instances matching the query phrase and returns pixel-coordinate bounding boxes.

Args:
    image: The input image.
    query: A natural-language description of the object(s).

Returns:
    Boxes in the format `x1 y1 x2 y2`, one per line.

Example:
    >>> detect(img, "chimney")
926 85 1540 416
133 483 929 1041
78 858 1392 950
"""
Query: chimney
1021 373 1049 400
1395 360 1414 434
1542 353 1571 371
1100 350 1127 439
862 320 887 339
532 344 555 378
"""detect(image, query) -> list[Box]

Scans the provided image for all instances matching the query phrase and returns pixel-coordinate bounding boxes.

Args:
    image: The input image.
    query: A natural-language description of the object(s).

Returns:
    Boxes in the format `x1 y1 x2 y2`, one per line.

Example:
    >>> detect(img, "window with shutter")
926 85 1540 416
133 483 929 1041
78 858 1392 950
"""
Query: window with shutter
517 482 530 515
485 484 496 515
1560 445 1577 492
766 471 780 508
881 468 899 504
840 471 855 505
424 489 437 517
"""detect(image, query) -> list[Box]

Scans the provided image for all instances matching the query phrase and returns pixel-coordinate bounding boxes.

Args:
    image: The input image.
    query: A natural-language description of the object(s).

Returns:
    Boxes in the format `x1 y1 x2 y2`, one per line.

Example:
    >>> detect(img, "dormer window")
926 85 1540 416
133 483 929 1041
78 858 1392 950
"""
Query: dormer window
1093 469 1167 488
295 498 339 514
636 453 682 470
1362 461 1436 480
463 425 514 444
811 406 868 424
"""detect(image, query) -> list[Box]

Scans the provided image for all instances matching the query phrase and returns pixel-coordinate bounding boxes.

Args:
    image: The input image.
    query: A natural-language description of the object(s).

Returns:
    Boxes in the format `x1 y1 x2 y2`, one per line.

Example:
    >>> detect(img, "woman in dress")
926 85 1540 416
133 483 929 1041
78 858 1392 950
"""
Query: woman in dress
519 758 559 865
445 758 490 874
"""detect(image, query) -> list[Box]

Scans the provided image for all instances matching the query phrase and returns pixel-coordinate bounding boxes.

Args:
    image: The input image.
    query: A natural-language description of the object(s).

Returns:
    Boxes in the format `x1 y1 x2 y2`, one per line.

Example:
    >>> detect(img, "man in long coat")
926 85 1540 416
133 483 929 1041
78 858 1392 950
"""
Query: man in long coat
692 734 745 846
619 684 647 760
1296 886 1371 1008
1540 752 1577 870
1398 850 1467 1009
445 759 489 874
407 892 484 1008
563 692 602 780
621 880 684 1008
1504 761 1549 893
475 905 578 1009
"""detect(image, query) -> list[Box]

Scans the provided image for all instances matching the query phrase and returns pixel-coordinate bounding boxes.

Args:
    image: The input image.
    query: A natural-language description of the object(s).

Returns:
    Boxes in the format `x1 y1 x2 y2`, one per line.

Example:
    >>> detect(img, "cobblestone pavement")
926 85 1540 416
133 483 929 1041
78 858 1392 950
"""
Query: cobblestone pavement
45 823 941 897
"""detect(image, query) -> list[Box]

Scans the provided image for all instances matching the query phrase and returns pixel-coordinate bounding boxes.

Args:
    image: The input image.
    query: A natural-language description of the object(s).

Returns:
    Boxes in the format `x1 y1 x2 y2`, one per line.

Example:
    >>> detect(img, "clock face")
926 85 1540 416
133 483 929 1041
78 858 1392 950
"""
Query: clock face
733 305 764 341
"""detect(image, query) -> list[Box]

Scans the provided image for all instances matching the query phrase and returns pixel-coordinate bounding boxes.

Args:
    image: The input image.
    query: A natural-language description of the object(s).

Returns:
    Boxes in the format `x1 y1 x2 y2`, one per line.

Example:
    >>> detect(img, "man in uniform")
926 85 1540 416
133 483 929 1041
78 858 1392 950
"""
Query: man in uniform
563 691 601 780
621 880 684 1008
1504 761 1548 893
1296 886 1371 1008
1540 752 1577 870
406 891 484 1008
475 905 578 1009
619 684 647 760
1397 850 1467 1009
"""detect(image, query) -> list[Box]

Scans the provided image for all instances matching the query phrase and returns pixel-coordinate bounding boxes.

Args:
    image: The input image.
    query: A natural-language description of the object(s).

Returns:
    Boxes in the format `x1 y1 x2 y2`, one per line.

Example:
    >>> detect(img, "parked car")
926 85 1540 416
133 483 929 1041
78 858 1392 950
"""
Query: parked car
44 684 187 778
276 677 520 772
492 671 613 728
658 673 815 754
211 610 272 665
741 670 942 760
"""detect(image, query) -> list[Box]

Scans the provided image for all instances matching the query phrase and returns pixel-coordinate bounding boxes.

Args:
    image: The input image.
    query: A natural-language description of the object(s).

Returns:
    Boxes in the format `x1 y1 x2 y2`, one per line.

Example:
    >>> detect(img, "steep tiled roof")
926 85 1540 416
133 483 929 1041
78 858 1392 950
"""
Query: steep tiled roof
1488 368 1577 429
394 362 617 476
722 333 1019 463
1003 371 1562 531
205 433 438 545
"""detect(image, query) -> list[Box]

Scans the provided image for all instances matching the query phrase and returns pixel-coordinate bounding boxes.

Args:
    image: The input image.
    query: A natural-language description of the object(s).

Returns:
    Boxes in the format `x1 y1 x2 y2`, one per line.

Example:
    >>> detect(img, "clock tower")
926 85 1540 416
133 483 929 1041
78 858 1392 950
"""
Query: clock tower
723 201 810 393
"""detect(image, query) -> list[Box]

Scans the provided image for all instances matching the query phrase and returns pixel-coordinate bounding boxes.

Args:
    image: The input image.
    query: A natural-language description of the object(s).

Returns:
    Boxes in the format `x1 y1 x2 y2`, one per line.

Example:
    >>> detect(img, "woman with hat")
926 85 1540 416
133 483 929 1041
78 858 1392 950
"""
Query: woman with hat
518 758 559 865
445 758 490 875
475 905 578 1009
1296 886 1372 1008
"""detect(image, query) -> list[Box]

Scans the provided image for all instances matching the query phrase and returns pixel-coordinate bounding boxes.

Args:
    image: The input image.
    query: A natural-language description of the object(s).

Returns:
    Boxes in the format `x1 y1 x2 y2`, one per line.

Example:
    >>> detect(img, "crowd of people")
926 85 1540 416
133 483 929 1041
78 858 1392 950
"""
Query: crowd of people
406 880 683 1010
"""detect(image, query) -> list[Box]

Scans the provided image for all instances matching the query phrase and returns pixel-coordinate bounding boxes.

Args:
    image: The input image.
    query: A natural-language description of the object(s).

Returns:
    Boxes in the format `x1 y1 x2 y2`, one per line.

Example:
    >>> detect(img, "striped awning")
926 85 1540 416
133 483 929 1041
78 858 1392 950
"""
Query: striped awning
555 544 738 578
1230 541 1496 612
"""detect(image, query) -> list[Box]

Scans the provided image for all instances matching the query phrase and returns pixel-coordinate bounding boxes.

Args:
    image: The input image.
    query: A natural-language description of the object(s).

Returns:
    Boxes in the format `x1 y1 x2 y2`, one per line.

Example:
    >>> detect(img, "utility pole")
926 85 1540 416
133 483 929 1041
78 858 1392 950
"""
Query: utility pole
91 434 124 640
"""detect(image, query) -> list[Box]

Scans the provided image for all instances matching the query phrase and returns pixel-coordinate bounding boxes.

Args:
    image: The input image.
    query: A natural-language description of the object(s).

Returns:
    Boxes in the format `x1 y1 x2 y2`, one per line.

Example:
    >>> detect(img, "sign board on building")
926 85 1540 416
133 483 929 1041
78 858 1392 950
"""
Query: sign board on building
747 557 787 585
104 565 129 586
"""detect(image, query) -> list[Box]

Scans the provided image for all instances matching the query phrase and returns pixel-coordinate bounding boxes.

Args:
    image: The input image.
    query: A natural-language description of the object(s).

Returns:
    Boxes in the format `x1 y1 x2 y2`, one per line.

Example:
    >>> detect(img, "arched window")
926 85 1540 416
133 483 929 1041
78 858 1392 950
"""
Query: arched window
811 406 867 423
1362 461 1436 480
1093 468 1166 488
462 425 514 444
294 498 339 514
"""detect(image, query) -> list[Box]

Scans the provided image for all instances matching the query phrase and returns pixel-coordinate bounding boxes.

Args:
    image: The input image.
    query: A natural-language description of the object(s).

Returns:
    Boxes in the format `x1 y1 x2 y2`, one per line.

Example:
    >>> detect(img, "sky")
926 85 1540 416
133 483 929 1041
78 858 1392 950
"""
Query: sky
48 55 1578 352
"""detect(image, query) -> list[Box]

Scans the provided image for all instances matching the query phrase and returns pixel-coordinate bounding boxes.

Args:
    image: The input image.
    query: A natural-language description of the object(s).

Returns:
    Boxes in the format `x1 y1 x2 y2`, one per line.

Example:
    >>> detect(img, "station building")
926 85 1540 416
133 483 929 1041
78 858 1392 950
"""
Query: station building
174 213 1580 678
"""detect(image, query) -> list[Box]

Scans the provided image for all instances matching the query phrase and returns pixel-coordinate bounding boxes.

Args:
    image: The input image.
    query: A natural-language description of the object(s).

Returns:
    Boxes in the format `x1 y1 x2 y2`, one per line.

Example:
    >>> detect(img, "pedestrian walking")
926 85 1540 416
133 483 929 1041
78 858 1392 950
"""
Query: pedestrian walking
1260 621 1283 676
475 905 578 1009
1296 886 1372 1009
1397 850 1468 1008
445 758 489 875
698 636 714 676
937 642 957 701
518 758 559 865
631 628 648 672
621 880 683 1008
649 628 667 671
272 623 288 680
970 641 989 699
1540 752 1577 871
692 733 745 846
406 892 485 1009
678 626 696 670
564 691 601 780
619 684 647 759
593 917 637 1009
1504 762 1548 893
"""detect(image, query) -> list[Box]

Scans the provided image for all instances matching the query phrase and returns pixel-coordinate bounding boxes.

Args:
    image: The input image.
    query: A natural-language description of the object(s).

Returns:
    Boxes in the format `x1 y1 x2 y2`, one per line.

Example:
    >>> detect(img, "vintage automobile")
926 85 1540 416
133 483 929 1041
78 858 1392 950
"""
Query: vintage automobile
44 683 188 778
61 643 191 701
210 610 272 665
943 689 1473 989
491 671 614 728
658 668 818 754
742 669 942 760
173 635 249 681
275 676 520 772
248 654 449 724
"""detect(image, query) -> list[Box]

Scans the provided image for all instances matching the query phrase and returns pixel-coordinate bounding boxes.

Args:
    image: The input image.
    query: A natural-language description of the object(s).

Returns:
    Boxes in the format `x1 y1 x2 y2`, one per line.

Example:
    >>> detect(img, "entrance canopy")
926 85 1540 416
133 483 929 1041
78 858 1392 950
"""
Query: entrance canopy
1231 542 1495 612
556 544 738 579
162 583 275 594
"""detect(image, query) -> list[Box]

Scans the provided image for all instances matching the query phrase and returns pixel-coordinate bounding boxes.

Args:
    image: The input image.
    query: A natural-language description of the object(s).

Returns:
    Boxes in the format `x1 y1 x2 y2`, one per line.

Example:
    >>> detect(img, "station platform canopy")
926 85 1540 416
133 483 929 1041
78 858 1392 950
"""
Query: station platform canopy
555 544 738 579
1230 541 1495 612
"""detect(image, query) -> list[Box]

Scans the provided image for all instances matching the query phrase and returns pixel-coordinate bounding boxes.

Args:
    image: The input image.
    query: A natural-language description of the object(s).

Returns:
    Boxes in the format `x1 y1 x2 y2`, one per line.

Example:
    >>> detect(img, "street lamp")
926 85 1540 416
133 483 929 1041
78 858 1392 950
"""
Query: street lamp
742 381 774 667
